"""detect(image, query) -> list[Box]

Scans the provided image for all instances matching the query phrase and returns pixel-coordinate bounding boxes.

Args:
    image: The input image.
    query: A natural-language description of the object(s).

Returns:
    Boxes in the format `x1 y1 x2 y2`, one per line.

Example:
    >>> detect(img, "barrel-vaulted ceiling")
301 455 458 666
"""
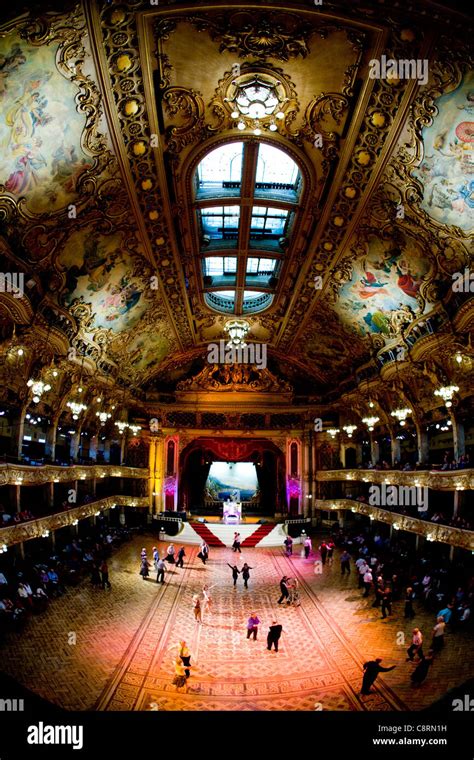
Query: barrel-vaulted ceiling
0 0 472 413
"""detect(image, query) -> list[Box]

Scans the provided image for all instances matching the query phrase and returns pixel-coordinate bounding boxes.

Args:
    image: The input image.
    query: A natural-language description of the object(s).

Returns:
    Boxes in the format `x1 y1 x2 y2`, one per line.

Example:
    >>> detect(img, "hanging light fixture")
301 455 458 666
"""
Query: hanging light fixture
390 408 412 426
326 428 340 438
362 416 379 432
128 424 141 436
343 424 357 438
115 421 129 435
224 319 250 348
67 401 87 420
27 379 52 404
96 410 112 425
225 74 288 135
434 385 459 408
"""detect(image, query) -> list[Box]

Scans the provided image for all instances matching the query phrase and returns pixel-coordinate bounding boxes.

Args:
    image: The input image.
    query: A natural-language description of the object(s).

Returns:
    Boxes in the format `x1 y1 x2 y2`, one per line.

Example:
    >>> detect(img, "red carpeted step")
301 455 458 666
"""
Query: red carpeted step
240 524 275 547
190 522 226 547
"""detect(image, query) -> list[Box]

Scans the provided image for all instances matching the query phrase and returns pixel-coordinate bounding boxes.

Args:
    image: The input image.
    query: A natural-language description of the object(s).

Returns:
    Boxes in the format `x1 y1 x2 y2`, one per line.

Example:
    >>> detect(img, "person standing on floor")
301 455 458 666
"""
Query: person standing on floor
327 540 335 565
193 594 202 624
381 587 392 619
176 546 186 568
198 541 209 564
267 620 283 652
202 584 213 615
406 628 423 662
155 556 166 584
277 575 290 604
362 567 373 597
152 546 159 564
372 577 384 608
303 536 312 559
361 658 396 695
288 577 300 606
139 556 150 580
357 558 368 588
284 536 293 556
179 641 192 678
100 560 111 589
227 563 241 587
411 650 434 687
242 563 254 589
246 613 260 640
404 587 416 619
340 550 351 575
140 548 147 561
165 543 176 565
172 657 188 692
431 616 446 652
319 541 328 566
232 532 242 553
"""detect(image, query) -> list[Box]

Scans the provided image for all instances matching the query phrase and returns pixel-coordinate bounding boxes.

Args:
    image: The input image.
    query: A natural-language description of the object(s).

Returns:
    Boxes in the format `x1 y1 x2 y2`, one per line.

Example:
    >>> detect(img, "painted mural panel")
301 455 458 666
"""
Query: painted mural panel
0 35 92 213
413 71 474 232
60 228 151 334
335 236 432 338
116 322 173 373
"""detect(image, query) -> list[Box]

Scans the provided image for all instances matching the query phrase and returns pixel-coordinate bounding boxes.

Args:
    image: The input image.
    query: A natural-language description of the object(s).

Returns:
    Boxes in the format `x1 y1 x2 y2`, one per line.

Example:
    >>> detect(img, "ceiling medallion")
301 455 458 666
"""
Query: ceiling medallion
224 73 289 135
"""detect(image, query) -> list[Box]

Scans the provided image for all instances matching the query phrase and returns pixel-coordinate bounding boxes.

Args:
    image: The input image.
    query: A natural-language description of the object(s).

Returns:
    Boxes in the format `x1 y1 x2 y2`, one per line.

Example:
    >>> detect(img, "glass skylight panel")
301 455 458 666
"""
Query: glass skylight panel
250 207 288 236
200 206 241 239
224 257 237 273
204 258 224 276
256 144 299 187
246 258 260 273
196 143 243 197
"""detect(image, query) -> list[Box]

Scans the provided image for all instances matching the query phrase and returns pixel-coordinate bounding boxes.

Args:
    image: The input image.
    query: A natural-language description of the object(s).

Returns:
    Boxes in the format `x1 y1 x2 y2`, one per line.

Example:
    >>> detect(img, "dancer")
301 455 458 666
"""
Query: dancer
381 587 392 619
242 562 254 589
319 541 328 565
139 556 150 580
277 575 290 604
431 616 446 652
179 641 192 678
155 556 166 584
411 650 434 687
361 658 396 695
152 546 159 564
140 547 147 560
232 532 242 553
404 587 416 618
303 535 312 559
193 594 202 624
327 540 335 564
100 560 111 589
227 563 241 586
284 536 293 556
198 541 209 565
246 613 260 640
202 584 214 615
288 577 300 606
172 657 188 692
267 621 283 652
406 628 423 662
165 543 176 564
340 550 351 575
176 546 186 568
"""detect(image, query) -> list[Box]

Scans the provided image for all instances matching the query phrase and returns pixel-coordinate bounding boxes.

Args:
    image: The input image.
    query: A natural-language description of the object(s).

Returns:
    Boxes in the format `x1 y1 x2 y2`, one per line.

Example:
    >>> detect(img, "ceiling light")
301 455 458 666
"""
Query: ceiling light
253 127 262 135
343 424 357 438
269 122 278 131
434 385 459 407
362 416 379 432
327 428 340 438
275 111 285 119
455 352 462 364
237 121 245 130
391 408 411 426
231 110 239 119
17 348 24 356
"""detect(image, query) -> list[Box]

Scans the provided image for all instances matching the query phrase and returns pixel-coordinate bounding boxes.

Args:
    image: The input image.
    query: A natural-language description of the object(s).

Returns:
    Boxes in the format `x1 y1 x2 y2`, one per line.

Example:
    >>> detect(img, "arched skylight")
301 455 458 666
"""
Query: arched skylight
194 140 302 314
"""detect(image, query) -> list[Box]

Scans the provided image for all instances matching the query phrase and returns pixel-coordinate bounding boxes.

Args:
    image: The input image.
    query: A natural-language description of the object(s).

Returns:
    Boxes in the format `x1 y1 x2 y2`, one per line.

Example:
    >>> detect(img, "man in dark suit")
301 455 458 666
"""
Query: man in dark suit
361 658 396 694
267 620 283 652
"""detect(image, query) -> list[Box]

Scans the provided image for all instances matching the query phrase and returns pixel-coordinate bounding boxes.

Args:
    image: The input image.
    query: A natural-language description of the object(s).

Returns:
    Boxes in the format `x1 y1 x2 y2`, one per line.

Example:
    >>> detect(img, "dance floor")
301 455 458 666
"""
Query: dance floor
1 537 472 711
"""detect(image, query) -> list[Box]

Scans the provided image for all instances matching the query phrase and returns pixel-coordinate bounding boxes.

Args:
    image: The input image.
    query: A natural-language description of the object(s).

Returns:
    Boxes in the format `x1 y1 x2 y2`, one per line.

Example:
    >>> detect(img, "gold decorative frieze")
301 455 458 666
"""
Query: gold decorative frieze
0 495 149 548
315 498 474 550
0 464 149 486
316 469 473 491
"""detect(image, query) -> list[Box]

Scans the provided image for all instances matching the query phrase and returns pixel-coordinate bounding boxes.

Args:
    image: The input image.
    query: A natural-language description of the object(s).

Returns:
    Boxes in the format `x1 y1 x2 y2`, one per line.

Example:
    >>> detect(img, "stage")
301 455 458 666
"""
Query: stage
168 521 296 547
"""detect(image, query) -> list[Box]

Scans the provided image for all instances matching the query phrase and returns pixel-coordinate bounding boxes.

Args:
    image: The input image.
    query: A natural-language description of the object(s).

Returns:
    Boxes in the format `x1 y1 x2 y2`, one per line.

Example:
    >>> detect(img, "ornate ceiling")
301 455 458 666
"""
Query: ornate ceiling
0 0 472 422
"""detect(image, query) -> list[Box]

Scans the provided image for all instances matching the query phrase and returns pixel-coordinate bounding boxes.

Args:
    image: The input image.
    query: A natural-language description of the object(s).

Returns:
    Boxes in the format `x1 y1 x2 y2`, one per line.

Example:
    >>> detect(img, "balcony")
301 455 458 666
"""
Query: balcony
316 469 473 491
0 463 149 486
314 498 474 551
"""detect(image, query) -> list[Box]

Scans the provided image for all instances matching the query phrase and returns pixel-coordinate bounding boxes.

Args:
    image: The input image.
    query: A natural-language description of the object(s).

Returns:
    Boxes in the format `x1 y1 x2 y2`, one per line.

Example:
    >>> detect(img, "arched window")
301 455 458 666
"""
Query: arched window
194 140 302 315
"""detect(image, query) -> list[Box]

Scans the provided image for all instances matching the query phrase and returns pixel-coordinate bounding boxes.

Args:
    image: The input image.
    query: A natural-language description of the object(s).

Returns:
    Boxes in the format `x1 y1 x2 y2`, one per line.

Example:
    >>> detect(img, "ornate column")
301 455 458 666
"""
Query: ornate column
46 482 54 510
370 435 380 465
302 432 310 518
388 426 401 466
89 434 98 462
148 435 156 514
339 441 346 468
70 428 82 462
355 443 363 466
103 440 111 463
449 414 465 461
414 421 429 465
11 403 28 459
44 417 59 461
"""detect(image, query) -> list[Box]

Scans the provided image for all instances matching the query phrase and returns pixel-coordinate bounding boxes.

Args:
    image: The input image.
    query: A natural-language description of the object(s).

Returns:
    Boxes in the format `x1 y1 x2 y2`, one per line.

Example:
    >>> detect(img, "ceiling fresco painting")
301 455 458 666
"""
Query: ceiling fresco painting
413 71 474 232
0 33 93 213
335 235 433 339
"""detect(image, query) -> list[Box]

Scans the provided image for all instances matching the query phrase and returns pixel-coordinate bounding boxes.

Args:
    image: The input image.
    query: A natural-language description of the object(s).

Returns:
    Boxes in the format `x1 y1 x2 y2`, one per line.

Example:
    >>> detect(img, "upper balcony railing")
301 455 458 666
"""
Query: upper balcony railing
0 463 149 486
0 495 149 547
316 468 473 491
314 498 474 551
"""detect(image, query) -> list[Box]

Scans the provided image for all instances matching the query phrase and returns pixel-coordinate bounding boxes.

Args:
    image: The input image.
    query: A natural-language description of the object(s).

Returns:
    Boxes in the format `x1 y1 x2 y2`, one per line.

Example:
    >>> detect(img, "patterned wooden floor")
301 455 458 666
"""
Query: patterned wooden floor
1 537 472 711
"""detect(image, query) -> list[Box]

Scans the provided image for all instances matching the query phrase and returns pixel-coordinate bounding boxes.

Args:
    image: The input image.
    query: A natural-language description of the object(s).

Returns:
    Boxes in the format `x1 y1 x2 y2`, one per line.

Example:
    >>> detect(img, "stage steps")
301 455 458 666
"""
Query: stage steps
164 521 293 548
240 524 275 547
189 522 226 547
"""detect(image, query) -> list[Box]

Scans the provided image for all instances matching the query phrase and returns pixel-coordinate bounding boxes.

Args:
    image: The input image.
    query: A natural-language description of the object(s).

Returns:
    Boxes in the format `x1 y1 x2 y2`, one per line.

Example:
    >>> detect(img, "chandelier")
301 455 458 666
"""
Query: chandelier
326 428 340 438
67 401 87 420
225 75 287 135
362 416 379 431
390 408 412 426
225 319 250 348
434 385 459 408
96 410 112 426
27 379 51 404
128 424 141 436
343 424 357 438
115 421 128 435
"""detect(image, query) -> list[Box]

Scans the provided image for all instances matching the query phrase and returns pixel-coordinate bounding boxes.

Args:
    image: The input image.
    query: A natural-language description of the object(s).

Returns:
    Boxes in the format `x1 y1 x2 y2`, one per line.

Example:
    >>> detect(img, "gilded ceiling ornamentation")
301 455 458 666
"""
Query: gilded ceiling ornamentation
176 363 292 393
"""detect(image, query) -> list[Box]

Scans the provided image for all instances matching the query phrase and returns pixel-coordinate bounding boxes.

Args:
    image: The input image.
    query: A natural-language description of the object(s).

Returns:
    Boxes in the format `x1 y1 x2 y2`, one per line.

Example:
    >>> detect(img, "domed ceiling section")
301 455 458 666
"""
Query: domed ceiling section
0 0 472 411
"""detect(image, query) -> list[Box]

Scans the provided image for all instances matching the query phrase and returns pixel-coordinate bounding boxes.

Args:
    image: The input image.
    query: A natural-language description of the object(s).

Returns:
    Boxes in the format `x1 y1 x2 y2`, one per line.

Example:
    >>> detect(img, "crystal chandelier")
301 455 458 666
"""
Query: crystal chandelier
362 416 379 431
128 424 141 436
96 410 112 426
343 424 357 437
390 408 412 426
225 75 287 135
434 385 459 408
27 379 51 404
115 421 128 435
225 319 250 348
67 401 87 420
326 428 340 438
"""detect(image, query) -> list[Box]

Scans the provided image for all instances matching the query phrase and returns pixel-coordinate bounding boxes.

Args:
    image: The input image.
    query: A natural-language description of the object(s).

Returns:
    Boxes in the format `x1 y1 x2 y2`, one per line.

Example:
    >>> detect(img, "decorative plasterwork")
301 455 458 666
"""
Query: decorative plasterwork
316 468 474 492
315 498 474 551
0 494 149 547
176 363 292 393
0 463 148 486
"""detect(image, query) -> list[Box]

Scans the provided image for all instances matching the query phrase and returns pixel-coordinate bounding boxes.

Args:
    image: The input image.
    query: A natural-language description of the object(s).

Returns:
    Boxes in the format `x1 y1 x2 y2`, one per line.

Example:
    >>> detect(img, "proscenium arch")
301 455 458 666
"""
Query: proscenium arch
181 134 316 317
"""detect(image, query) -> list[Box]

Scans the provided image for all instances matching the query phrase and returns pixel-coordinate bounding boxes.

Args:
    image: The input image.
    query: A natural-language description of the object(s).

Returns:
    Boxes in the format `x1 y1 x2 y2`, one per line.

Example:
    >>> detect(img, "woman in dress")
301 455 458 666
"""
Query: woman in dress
241 563 254 589
193 594 202 624
172 657 188 692
165 543 176 564
232 532 242 553
411 650 434 687
179 641 192 678
139 557 150 580
202 584 214 615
